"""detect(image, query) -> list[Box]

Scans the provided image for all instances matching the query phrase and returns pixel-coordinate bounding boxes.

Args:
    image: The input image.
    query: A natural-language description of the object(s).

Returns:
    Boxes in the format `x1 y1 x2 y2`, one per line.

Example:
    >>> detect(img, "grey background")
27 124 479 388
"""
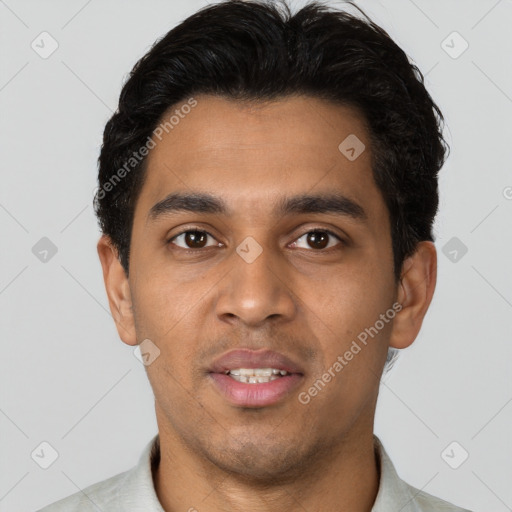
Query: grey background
1 1 511 511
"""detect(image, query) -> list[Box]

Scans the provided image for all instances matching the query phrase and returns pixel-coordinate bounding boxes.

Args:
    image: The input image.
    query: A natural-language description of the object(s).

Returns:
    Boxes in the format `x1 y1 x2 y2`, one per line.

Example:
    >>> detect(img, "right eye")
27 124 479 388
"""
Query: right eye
168 229 222 250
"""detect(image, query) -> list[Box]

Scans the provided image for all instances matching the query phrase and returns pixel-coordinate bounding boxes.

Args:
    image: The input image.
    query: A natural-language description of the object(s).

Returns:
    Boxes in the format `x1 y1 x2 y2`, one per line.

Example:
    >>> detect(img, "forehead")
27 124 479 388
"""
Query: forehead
135 94 388 229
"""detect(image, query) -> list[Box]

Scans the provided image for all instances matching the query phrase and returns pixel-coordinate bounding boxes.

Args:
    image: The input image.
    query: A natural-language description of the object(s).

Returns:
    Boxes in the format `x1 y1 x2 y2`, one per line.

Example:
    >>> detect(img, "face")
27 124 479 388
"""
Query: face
100 94 433 482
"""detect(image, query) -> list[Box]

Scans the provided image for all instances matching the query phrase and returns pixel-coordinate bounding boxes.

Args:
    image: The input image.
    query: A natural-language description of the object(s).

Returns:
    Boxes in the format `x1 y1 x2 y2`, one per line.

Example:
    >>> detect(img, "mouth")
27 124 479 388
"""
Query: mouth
208 349 304 408
223 367 292 383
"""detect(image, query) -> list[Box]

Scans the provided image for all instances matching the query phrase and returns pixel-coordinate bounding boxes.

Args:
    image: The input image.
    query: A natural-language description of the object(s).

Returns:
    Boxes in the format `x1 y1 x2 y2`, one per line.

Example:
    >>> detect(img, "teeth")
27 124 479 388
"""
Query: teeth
226 367 289 378
254 368 273 376
221 368 291 383
229 374 282 383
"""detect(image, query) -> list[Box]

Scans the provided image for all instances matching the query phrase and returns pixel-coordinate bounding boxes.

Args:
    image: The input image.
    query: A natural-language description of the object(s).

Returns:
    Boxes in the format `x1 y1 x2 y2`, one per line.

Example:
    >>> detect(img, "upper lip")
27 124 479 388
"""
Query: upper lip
209 348 305 375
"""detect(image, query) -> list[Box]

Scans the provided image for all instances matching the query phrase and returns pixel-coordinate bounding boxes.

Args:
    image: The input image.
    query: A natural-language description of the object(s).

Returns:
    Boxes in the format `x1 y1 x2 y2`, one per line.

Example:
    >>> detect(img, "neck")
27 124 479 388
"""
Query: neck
153 424 380 512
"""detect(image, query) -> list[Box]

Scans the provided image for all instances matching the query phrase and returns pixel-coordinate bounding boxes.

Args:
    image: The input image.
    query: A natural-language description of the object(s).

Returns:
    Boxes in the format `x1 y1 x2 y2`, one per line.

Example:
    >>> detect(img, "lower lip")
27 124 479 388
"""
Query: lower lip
209 373 303 408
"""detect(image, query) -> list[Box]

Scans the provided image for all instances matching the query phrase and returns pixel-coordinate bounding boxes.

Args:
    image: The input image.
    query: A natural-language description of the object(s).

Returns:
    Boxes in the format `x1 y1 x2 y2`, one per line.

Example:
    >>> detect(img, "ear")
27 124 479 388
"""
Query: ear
389 241 437 350
97 235 137 346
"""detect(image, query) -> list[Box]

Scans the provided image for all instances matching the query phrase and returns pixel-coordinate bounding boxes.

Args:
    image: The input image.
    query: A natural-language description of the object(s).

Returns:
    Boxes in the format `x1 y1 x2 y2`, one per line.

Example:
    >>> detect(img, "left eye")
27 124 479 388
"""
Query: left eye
168 229 343 251
290 230 343 250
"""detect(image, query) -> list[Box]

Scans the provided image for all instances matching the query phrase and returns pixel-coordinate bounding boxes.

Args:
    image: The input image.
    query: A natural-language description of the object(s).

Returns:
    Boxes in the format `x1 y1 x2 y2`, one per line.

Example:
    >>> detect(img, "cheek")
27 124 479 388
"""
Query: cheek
131 267 203 339
130 274 207 378
307 266 390 329
307 269 394 372
302 292 390 423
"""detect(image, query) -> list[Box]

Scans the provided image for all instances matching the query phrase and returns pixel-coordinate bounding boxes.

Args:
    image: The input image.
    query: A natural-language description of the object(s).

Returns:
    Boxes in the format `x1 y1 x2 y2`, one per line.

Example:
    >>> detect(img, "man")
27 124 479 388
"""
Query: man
38 0 473 510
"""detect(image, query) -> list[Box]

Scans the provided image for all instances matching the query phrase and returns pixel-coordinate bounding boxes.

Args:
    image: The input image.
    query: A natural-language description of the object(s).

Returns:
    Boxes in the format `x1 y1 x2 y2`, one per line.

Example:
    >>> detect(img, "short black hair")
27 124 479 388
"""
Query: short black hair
94 0 449 282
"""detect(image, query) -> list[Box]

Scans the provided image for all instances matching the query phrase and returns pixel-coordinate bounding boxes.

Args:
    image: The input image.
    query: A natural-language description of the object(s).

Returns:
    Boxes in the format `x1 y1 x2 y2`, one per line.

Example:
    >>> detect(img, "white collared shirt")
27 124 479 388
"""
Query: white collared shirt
37 434 473 511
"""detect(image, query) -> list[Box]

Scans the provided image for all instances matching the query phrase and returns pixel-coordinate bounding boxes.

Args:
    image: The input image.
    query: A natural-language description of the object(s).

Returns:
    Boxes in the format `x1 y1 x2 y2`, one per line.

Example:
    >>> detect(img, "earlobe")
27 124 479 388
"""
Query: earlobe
389 241 437 350
97 235 138 346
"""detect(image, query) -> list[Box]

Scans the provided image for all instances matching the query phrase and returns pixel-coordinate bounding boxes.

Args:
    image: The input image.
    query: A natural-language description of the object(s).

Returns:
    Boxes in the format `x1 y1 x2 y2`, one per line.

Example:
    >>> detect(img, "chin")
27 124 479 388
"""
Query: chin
202 436 315 484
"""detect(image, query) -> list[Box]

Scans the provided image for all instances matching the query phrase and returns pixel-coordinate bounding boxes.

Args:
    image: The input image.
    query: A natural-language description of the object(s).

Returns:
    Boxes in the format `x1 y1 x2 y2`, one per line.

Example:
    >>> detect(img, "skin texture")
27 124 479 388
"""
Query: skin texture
98 94 437 511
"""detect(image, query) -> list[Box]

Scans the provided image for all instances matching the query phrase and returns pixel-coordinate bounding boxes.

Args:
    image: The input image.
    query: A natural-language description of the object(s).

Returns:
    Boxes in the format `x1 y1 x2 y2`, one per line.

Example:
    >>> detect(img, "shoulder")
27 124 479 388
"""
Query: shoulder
35 434 161 512
404 481 474 512
36 470 130 512
372 434 474 512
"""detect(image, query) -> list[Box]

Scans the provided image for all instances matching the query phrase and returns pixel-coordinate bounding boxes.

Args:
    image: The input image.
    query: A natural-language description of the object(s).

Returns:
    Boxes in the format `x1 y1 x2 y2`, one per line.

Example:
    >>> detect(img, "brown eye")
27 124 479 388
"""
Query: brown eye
291 229 343 250
184 231 207 248
307 231 329 249
169 229 218 249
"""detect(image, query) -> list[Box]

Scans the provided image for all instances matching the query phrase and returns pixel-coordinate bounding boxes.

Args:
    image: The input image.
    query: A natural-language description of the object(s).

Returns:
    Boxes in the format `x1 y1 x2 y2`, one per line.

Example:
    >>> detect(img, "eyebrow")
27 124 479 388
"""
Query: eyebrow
147 192 368 223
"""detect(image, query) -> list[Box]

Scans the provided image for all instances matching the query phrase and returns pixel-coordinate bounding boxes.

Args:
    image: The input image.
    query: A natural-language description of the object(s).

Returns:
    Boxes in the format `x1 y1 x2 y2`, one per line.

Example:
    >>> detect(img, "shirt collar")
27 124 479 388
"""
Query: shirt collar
115 433 165 511
120 433 419 511
372 434 421 511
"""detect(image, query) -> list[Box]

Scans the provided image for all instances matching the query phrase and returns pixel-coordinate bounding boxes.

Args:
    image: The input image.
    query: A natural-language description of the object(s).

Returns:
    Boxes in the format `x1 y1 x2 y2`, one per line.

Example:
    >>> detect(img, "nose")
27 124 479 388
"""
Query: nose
214 238 297 328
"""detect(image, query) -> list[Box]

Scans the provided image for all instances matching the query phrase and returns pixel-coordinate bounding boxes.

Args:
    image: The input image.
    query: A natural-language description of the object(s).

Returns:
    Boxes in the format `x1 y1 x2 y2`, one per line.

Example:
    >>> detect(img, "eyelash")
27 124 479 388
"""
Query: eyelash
167 228 345 253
